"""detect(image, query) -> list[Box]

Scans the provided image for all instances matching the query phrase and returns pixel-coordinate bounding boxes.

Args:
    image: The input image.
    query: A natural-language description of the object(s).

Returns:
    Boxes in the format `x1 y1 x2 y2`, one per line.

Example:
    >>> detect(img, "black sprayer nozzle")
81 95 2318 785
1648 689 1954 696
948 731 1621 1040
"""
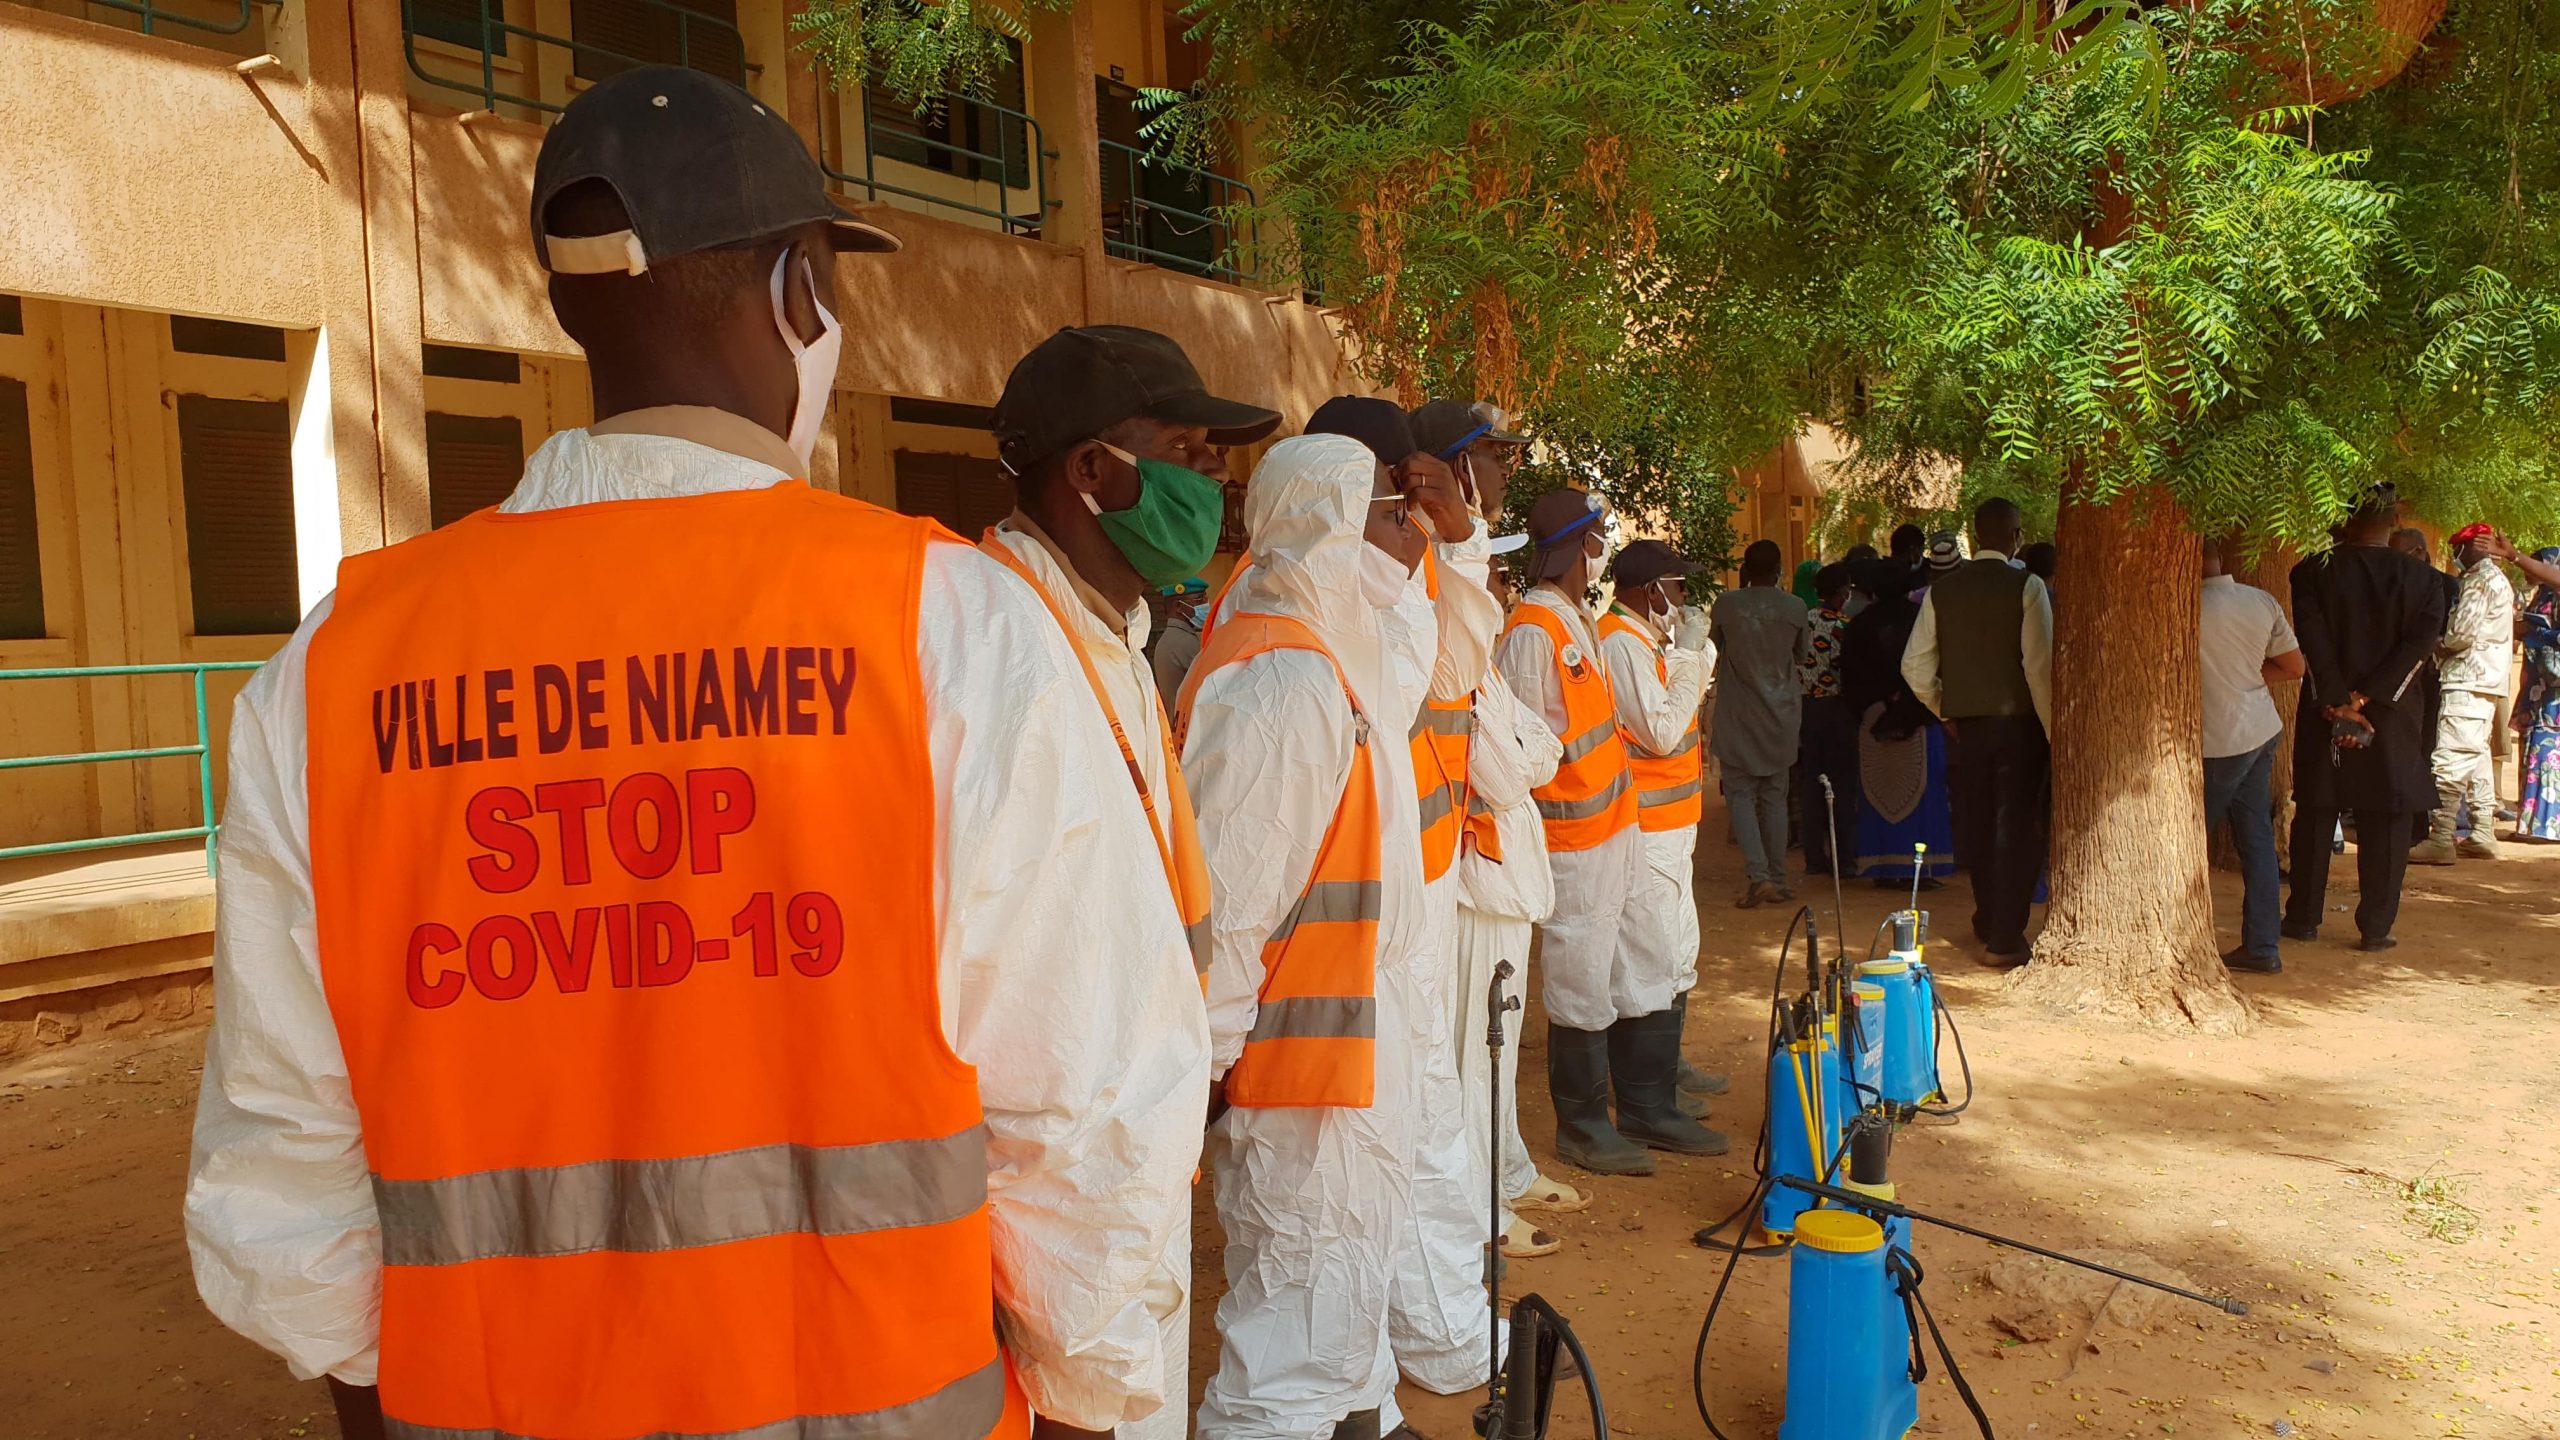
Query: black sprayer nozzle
1889 911 1918 954
1848 1115 1895 1187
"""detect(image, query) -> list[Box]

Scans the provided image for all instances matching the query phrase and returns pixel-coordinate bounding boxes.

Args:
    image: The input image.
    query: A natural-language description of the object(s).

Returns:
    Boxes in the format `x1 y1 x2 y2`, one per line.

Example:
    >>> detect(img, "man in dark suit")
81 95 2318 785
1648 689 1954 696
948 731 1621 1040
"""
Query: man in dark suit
2284 490 2453 950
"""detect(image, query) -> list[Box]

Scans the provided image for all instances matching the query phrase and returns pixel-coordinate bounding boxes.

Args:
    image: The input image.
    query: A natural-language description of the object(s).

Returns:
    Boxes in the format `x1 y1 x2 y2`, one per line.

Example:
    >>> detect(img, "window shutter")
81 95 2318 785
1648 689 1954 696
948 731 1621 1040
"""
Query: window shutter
0 377 42 640
892 450 1013 539
409 0 509 55
571 0 744 84
176 395 301 636
426 413 527 529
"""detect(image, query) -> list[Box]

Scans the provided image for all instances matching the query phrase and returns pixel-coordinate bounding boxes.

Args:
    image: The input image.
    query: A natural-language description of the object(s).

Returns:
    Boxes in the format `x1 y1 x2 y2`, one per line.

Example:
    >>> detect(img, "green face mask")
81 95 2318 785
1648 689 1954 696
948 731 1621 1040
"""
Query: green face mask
1087 443 1225 585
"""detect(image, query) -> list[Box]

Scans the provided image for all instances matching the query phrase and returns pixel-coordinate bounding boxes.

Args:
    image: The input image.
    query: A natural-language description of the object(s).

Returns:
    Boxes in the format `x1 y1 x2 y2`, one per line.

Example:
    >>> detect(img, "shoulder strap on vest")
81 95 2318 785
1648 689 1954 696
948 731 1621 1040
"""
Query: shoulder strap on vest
977 529 1190 904
1174 610 1363 752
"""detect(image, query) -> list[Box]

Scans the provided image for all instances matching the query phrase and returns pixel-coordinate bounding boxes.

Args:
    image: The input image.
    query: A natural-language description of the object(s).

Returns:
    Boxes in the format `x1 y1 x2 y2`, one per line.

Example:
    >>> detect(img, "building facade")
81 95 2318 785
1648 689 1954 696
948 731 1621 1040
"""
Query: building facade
0 0 1356 1028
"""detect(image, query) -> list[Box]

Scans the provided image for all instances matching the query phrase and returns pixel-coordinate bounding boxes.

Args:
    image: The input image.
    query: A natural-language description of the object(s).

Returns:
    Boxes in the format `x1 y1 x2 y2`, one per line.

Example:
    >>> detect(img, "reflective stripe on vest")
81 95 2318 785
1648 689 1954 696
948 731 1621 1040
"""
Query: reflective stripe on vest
380 1358 1008 1440
1411 699 1471 883
979 531 1212 980
1598 610 1706 831
1460 780 1506 864
305 484 1029 1440
1504 598 1638 850
374 1126 990 1267
1174 611 1381 1108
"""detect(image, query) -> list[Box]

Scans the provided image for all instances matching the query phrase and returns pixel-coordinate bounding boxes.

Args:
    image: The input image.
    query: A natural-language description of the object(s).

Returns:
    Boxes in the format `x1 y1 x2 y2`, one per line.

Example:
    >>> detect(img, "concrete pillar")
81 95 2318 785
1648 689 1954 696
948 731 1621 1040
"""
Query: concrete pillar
837 392 894 507
349 0 431 544
531 0 577 113
270 0 390 560
776 1 827 159
281 329 348 614
737 0 798 118
1026 0 1105 323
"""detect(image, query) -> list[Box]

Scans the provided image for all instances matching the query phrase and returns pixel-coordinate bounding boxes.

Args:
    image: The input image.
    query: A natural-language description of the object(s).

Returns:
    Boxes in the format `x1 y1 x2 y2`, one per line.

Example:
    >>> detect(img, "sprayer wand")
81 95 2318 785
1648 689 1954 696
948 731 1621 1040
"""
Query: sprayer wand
1818 774 1850 981
1771 1175 2252 1316
1477 959 1611 1439
1482 960 1520 1430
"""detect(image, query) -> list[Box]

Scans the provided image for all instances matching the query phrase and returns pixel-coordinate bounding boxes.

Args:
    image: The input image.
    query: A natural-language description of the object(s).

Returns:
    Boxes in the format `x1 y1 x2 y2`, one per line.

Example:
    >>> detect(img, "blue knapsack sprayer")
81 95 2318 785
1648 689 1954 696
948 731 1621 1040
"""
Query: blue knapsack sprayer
1686 780 2249 1439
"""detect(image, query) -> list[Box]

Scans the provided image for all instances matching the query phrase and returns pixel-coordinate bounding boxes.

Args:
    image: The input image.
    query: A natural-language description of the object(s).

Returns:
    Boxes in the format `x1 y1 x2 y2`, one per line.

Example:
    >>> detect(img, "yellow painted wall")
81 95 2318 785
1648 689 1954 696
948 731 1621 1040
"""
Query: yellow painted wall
1088 0 1158 88
0 0 1351 866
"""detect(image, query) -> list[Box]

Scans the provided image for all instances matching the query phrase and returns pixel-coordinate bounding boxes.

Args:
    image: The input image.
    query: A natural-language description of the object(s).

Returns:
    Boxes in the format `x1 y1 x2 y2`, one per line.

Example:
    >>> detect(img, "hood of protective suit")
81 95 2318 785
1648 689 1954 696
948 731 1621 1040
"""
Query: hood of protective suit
1230 434 1394 718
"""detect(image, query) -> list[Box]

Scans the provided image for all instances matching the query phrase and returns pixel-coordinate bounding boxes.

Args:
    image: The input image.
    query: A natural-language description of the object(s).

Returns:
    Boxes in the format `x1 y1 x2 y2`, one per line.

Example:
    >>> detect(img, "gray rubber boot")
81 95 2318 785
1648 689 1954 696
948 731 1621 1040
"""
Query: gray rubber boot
1673 991 1731 1099
1549 1022 1655 1176
1330 1409 1381 1440
1610 1010 1731 1155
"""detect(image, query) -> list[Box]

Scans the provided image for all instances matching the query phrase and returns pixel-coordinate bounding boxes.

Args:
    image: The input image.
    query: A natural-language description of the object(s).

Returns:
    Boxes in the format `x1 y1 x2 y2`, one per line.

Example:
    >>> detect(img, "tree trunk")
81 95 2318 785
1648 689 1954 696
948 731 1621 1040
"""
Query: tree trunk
2010 483 2250 1033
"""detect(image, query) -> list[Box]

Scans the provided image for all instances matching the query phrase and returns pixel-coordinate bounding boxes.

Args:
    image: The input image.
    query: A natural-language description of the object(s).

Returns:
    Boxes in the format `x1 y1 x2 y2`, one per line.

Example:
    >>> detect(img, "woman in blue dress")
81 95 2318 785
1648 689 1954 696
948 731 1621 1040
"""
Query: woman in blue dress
1838 558 1956 887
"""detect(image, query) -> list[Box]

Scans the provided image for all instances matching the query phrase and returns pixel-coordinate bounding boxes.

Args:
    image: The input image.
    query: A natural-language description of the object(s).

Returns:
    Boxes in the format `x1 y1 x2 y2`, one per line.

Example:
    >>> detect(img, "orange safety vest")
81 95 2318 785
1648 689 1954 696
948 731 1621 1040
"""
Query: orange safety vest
1503 596 1638 851
1598 609 1705 831
979 529 1212 980
1174 611 1380 1108
1411 550 1475 882
304 483 1030 1440
1214 554 1481 880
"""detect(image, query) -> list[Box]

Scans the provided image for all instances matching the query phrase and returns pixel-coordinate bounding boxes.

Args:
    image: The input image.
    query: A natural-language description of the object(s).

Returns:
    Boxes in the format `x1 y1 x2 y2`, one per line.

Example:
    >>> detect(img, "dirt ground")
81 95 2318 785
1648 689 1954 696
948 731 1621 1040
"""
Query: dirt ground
5 796 2557 1440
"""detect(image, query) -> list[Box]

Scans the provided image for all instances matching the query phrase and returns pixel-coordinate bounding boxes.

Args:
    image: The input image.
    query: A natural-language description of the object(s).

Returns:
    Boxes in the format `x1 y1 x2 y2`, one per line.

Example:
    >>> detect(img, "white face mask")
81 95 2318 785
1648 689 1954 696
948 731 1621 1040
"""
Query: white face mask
768 250 842 472
1360 544 1413 609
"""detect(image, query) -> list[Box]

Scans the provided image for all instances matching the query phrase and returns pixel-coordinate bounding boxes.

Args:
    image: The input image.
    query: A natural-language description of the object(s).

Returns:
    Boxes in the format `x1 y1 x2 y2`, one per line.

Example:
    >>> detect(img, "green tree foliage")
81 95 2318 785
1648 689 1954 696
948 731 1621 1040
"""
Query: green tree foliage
796 0 1067 107
1202 0 2558 550
797 0 2558 550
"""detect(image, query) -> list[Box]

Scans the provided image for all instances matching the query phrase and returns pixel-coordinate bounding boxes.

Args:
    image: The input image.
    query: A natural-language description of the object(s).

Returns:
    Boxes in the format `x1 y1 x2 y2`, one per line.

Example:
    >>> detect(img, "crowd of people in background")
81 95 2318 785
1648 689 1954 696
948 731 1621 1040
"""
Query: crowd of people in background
1707 503 2056 968
1747 487 2560 981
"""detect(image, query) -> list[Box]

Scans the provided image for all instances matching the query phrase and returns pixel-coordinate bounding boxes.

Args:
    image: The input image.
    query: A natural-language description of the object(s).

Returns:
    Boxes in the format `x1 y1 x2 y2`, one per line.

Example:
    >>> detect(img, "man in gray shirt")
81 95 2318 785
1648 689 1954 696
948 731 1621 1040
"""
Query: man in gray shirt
1711 539 1812 906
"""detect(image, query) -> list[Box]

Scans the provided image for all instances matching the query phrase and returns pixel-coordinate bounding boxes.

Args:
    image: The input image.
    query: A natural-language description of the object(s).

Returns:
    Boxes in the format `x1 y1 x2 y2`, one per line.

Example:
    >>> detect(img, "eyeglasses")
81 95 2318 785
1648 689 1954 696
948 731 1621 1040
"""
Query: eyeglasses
1369 495 1411 529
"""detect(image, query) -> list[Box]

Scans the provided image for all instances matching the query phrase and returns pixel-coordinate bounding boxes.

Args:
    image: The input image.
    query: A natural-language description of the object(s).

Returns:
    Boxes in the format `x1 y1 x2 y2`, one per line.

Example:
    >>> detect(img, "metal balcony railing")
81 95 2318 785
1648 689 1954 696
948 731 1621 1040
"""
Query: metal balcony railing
1099 138 1258 285
402 0 748 116
0 662 264 875
75 0 255 34
820 85 1053 238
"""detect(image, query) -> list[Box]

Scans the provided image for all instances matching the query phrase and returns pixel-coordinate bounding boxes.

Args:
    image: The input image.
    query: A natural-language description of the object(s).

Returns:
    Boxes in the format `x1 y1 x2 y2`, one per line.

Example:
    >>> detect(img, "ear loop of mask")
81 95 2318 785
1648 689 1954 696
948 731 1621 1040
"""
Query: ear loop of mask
769 250 842 470
1084 441 1141 516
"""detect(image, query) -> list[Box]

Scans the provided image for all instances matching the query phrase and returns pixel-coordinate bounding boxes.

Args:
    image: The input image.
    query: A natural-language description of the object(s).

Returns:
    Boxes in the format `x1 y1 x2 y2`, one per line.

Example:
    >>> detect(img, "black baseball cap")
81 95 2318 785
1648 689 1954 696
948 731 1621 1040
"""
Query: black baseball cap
531 66 899 274
993 326 1281 474
1306 396 1418 465
1611 539 1697 591
1409 399 1529 460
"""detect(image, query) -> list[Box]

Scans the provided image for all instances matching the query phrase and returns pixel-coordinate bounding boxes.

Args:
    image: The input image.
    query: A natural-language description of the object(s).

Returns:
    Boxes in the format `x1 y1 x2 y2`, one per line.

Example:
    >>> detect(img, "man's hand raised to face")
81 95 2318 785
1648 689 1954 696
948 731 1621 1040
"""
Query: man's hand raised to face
1396 452 1474 544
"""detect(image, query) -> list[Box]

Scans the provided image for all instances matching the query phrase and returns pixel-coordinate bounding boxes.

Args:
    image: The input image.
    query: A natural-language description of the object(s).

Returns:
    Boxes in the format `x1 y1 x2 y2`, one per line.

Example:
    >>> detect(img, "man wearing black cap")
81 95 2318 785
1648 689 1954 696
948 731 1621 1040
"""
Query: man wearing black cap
1302 395 1515 1412
1406 402 1596 1254
1596 540 1729 1155
187 67 1207 1440
1495 490 1662 1175
1410 399 1531 524
988 325 1279 1440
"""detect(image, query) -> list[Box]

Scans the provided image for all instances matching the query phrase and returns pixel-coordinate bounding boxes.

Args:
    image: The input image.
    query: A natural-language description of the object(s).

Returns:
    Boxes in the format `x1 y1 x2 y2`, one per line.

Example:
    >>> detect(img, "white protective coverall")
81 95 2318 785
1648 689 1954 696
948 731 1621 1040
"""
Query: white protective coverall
1187 435 1473 1438
1455 674 1563 1227
987 512 1203 1440
1494 587 1647 1031
183 413 1211 1433
1383 537 1509 1395
1598 606 1714 1000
